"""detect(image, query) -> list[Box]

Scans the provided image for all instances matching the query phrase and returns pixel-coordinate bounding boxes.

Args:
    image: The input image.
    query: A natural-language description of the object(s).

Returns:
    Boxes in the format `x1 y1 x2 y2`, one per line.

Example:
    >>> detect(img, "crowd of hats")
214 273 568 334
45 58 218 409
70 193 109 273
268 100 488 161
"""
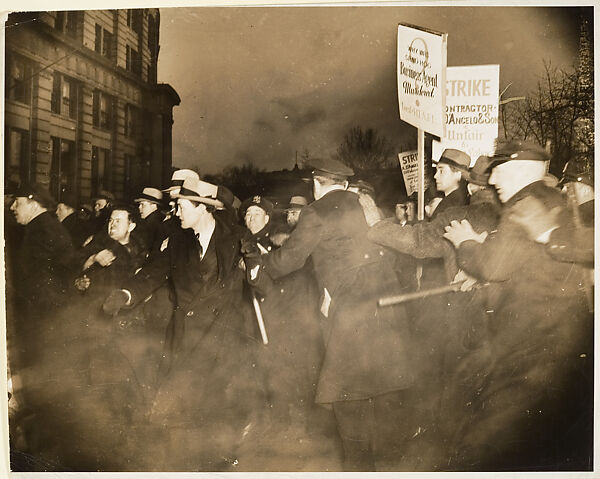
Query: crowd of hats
7 139 592 214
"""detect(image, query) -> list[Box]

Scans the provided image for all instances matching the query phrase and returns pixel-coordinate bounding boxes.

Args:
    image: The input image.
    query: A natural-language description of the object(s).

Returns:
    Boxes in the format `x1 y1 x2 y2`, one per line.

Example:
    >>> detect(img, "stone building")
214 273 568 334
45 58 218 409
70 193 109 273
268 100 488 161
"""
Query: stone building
4 9 180 203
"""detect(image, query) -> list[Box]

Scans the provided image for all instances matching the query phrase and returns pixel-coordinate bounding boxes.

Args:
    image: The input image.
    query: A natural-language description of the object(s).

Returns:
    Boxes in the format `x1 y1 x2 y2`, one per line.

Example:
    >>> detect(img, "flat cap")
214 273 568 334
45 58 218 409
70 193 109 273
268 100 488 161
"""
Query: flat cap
135 187 163 204
487 140 549 170
240 195 274 217
15 183 56 209
308 157 354 179
465 155 491 186
437 149 471 172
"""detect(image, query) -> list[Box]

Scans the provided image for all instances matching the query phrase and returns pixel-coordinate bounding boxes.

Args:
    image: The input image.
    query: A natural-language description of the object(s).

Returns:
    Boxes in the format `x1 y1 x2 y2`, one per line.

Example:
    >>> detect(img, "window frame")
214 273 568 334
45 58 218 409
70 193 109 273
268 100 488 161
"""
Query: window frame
92 89 113 130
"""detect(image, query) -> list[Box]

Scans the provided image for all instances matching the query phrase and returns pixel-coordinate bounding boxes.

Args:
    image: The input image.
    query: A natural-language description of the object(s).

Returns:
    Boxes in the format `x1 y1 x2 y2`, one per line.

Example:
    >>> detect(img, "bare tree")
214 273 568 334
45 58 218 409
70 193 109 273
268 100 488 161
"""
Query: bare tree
501 13 594 176
334 126 395 170
214 161 266 199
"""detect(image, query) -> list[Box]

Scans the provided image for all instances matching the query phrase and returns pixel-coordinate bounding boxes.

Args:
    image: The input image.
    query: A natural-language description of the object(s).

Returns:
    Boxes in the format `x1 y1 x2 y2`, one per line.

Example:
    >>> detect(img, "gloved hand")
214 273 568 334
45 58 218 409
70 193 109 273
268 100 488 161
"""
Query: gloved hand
103 289 130 316
241 238 261 258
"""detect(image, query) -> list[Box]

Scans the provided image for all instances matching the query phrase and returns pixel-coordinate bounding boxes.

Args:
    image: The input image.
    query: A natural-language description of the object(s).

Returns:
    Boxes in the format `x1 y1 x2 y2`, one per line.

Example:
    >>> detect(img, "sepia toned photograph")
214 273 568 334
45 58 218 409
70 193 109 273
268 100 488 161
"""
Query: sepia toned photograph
2 2 595 474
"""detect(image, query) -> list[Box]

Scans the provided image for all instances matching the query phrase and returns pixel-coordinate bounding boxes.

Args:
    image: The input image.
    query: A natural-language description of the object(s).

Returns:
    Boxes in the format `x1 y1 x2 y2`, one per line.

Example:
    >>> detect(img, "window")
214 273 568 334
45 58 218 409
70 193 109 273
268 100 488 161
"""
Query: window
91 146 111 196
51 72 78 119
55 11 79 39
126 45 142 77
124 104 139 138
50 137 76 201
55 11 65 31
128 9 143 35
6 55 32 104
92 90 113 130
65 11 79 38
4 127 29 188
94 24 113 60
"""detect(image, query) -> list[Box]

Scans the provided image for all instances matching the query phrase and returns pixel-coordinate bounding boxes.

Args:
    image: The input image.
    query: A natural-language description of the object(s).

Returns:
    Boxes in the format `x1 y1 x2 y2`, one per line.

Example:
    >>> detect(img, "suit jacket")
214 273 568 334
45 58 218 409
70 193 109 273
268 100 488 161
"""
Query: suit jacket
261 189 415 403
125 215 262 426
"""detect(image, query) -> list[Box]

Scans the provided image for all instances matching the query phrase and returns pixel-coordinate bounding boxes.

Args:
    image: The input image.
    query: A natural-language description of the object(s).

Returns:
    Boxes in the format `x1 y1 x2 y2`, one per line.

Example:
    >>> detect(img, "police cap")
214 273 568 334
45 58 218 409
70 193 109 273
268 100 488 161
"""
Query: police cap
308 157 354 180
487 140 549 171
240 195 274 218
15 183 56 209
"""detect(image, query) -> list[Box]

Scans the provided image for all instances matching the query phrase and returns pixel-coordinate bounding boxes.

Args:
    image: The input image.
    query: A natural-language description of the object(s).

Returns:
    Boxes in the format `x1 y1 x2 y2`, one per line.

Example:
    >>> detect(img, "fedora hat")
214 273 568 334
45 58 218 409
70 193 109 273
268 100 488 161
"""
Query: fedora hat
163 169 200 193
172 177 224 208
134 187 163 204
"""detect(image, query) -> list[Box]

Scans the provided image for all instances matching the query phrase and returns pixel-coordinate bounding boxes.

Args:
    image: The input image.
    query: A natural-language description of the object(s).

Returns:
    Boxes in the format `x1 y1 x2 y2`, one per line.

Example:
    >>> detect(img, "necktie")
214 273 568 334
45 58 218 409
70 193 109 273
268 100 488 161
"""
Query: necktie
195 233 203 259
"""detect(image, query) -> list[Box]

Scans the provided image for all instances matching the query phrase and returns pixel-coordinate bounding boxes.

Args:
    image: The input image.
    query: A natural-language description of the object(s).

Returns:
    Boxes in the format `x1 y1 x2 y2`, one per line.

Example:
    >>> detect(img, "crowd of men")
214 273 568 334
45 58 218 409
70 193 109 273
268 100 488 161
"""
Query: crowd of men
4 139 594 472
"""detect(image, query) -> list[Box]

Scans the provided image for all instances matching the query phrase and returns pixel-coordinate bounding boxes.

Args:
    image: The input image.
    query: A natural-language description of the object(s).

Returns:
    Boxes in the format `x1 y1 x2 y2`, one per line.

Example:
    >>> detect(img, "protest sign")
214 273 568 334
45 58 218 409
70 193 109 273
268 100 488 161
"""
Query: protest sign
432 64 500 165
398 150 432 197
397 24 448 137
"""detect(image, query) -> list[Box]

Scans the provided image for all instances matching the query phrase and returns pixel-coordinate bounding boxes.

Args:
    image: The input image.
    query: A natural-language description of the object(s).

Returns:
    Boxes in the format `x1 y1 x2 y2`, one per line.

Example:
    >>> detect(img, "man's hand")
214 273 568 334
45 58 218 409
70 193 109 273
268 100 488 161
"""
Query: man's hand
452 269 478 292
103 290 130 316
241 238 260 258
443 219 488 248
508 196 562 243
74 275 91 291
95 249 117 267
358 193 382 227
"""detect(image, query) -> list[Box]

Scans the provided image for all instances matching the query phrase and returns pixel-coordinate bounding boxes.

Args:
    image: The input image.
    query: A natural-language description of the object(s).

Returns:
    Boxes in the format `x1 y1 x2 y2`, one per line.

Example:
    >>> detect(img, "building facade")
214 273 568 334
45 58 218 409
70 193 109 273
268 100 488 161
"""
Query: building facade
5 9 180 203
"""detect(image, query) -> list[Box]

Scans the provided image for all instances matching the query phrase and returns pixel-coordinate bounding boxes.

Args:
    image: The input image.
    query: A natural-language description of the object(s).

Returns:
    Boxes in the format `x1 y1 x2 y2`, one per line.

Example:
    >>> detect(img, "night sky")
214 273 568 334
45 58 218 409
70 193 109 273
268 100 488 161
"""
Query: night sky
156 5 588 174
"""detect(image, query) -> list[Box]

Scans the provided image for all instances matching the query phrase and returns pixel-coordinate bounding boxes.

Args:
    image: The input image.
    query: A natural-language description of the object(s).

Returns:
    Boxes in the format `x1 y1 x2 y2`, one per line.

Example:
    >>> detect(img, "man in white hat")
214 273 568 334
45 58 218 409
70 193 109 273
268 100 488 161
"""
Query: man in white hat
134 187 165 253
103 176 265 471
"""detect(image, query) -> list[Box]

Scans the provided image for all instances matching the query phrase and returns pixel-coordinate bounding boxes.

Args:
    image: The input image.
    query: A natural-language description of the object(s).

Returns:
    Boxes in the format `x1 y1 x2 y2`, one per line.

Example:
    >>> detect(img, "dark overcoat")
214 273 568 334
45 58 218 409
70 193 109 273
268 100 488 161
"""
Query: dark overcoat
123 215 265 469
13 210 75 312
136 208 166 253
244 222 324 419
260 189 415 404
452 181 592 470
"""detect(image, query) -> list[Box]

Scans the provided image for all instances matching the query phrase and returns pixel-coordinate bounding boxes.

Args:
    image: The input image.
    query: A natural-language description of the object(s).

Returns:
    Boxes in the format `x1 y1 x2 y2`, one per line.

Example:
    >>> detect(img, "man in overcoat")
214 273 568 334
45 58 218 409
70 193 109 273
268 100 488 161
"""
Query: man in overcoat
103 177 265 471
7 183 76 468
244 158 416 471
358 156 501 468
134 187 166 253
443 140 592 470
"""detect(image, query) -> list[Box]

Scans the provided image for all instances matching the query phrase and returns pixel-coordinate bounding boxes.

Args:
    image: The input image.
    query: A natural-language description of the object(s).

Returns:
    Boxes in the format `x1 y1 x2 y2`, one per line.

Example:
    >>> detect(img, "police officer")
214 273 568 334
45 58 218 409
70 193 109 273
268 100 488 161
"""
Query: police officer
244 157 416 471
443 140 592 470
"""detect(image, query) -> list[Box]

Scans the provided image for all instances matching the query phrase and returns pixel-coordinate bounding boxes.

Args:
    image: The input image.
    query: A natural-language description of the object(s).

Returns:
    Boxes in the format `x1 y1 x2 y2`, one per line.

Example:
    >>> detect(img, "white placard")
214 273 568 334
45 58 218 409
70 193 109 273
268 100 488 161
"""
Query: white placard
432 65 500 165
398 150 432 197
397 23 448 137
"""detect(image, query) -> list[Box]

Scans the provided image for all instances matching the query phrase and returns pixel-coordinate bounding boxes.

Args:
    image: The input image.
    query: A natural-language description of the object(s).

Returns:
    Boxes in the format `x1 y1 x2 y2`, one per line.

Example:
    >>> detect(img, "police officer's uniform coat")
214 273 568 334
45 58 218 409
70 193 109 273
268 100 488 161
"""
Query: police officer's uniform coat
452 180 592 470
260 189 415 404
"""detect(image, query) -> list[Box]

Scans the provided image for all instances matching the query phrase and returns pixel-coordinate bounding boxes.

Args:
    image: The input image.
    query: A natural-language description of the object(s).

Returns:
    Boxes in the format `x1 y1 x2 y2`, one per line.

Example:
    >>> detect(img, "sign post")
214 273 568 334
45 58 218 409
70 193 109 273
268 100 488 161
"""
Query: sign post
397 23 447 221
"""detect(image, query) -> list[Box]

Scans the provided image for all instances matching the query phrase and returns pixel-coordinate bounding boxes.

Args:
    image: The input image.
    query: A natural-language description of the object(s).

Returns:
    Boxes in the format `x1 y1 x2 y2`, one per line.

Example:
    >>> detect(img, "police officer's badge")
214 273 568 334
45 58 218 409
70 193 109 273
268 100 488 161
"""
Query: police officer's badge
160 237 169 252
253 195 261 204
